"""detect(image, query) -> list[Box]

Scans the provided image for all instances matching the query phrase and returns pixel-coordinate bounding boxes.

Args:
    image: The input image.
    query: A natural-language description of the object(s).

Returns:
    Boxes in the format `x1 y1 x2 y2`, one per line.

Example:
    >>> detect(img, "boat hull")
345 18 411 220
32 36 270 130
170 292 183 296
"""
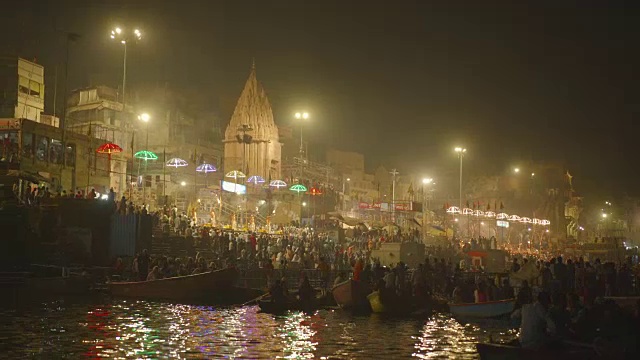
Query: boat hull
332 279 369 310
449 299 515 318
367 291 386 313
476 343 595 360
108 268 237 302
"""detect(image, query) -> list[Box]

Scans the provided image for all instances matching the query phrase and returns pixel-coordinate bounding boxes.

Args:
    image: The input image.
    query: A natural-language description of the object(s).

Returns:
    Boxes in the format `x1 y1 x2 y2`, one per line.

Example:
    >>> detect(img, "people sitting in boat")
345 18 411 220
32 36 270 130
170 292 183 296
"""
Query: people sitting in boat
192 257 208 274
361 264 372 289
501 278 514 299
452 285 464 304
298 274 315 305
474 282 488 303
112 258 124 280
137 249 151 281
548 292 571 338
514 280 533 310
269 279 286 304
146 266 160 281
486 280 499 301
383 267 397 293
353 259 364 281
512 291 556 349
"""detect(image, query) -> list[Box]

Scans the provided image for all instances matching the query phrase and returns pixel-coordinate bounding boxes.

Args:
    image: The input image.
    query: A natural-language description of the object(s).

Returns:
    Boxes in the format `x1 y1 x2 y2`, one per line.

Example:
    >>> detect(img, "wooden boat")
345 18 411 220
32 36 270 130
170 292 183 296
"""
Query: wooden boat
108 268 237 302
449 299 515 318
476 342 596 360
332 279 370 311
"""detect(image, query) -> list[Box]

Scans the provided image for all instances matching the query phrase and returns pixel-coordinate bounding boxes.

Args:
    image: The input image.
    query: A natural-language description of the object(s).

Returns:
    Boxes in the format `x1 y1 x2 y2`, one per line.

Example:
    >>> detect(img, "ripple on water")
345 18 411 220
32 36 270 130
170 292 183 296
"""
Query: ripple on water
0 300 516 359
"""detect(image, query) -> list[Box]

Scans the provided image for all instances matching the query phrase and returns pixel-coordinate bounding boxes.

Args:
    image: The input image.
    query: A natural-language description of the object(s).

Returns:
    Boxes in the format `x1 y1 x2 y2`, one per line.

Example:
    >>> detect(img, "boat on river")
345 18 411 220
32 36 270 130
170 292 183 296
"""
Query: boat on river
449 299 515 318
476 342 596 360
332 279 370 311
108 268 237 302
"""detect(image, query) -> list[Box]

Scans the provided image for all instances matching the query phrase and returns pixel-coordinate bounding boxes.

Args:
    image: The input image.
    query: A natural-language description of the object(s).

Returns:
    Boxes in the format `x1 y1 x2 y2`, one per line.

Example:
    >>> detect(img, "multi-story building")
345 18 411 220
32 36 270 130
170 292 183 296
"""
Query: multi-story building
66 85 133 194
0 118 110 195
66 84 224 210
0 58 108 194
0 57 50 124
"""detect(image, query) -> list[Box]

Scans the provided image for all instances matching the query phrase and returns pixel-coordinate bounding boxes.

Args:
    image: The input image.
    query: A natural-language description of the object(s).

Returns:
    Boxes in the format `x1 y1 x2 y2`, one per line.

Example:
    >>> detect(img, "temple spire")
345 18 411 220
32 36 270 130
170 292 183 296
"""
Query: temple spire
251 57 256 71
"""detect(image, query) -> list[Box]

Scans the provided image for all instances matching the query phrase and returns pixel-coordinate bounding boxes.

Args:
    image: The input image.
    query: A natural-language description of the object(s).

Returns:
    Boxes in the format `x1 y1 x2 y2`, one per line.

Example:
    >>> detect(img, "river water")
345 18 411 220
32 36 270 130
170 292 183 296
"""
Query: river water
1 299 517 359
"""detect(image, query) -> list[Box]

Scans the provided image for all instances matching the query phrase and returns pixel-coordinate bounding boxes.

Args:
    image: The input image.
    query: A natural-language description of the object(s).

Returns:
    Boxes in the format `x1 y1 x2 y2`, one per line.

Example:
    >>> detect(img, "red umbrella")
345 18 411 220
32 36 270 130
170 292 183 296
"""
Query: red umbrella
96 142 123 171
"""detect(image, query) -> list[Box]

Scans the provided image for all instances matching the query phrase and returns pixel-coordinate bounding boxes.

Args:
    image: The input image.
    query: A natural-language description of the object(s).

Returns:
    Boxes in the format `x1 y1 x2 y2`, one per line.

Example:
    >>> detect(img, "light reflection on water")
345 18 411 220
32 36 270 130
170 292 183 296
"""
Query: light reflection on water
1 299 516 359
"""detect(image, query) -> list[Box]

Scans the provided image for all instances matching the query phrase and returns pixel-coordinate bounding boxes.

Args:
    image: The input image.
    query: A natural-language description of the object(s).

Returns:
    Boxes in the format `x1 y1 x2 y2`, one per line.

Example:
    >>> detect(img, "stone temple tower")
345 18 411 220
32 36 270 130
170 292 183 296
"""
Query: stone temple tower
223 63 281 180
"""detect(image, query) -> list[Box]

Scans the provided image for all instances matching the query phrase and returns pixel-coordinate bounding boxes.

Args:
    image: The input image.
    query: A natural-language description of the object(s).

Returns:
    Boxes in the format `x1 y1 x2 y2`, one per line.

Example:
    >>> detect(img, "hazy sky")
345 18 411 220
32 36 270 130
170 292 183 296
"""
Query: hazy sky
2 0 638 197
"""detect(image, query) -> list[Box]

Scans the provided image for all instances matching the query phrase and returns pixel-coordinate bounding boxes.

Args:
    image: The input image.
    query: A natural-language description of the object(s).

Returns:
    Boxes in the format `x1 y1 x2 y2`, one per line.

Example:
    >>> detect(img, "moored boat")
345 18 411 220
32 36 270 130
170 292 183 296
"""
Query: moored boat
449 299 515 318
108 268 237 302
332 279 370 311
476 342 596 360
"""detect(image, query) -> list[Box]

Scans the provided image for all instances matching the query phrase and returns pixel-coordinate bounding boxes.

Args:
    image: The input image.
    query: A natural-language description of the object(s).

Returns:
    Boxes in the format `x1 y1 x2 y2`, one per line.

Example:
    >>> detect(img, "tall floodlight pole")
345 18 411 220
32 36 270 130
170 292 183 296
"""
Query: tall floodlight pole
294 112 309 181
390 169 399 223
454 147 466 209
422 177 433 241
110 27 142 107
138 113 150 206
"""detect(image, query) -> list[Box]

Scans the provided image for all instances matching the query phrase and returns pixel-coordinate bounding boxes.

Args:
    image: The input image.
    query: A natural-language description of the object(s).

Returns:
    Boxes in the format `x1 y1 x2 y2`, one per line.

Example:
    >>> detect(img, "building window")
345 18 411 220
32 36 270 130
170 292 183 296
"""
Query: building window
18 76 29 95
144 175 152 188
65 143 76 167
0 131 19 162
22 132 34 158
49 139 63 164
155 175 161 184
35 135 49 161
29 80 41 98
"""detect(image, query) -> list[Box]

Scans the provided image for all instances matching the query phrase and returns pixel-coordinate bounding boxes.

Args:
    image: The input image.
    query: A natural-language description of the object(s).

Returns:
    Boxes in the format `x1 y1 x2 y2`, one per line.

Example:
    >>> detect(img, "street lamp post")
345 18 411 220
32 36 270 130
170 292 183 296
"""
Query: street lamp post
454 147 466 209
138 113 150 206
110 27 142 108
342 177 350 212
294 112 309 158
422 177 433 241
294 112 309 181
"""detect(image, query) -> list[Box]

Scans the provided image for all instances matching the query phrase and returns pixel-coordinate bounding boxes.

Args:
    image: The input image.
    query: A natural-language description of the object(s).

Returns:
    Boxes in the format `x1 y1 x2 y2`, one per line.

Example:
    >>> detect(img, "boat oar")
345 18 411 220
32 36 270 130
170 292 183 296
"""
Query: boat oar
242 293 268 306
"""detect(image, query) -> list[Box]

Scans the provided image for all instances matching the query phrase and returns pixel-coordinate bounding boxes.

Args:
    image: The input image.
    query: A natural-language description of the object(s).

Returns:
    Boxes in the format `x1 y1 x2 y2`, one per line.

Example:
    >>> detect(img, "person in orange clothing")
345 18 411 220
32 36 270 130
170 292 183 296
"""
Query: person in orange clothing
353 258 364 281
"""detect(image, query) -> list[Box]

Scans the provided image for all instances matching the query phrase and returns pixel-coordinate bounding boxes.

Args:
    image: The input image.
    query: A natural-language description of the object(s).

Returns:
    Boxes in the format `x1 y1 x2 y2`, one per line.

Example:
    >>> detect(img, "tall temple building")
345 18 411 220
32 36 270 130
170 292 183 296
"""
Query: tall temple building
223 64 281 179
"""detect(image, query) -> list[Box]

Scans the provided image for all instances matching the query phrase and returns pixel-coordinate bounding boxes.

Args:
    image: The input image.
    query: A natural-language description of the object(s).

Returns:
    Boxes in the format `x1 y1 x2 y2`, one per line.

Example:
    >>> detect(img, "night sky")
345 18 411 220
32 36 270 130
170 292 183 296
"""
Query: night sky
2 0 639 197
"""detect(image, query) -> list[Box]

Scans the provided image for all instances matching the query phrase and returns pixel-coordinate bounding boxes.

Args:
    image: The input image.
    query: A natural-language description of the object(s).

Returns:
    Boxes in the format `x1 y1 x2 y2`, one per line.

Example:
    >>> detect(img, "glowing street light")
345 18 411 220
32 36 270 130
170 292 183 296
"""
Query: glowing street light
602 213 608 218
454 147 466 209
295 111 310 159
110 26 143 107
295 112 309 120
514 167 520 174
180 181 187 186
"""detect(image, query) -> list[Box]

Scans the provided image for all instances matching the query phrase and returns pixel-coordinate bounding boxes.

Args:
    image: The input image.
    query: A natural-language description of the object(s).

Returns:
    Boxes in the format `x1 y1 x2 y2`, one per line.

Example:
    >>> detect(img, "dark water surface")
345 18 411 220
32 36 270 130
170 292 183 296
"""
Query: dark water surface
1 299 517 359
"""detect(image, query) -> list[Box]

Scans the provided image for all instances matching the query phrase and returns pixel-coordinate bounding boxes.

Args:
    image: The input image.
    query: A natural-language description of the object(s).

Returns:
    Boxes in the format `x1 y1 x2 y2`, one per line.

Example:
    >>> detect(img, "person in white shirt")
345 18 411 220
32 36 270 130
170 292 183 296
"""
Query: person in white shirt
511 291 556 349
